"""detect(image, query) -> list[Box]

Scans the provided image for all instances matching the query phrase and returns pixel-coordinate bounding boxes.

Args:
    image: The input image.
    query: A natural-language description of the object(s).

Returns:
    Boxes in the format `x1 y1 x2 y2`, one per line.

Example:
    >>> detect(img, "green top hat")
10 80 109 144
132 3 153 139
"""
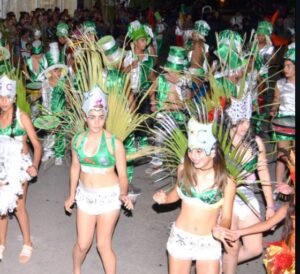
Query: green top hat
56 22 69 37
42 42 67 77
154 11 162 22
193 20 210 41
217 29 244 54
256 21 273 36
163 46 189 73
82 21 97 35
284 48 295 63
31 40 43 55
0 39 11 61
96 35 124 67
180 3 187 13
215 43 245 72
127 20 151 45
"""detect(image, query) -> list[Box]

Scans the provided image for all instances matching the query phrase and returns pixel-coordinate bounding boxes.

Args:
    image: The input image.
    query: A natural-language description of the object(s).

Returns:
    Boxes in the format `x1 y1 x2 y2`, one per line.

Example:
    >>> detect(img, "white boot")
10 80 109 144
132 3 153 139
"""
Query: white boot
41 150 54 162
54 157 63 166
0 245 5 261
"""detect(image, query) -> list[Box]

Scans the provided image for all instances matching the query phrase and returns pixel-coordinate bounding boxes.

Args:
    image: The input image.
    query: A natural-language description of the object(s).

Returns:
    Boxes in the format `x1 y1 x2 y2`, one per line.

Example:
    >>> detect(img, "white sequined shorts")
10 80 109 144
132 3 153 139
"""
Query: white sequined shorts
75 181 121 215
166 224 222 261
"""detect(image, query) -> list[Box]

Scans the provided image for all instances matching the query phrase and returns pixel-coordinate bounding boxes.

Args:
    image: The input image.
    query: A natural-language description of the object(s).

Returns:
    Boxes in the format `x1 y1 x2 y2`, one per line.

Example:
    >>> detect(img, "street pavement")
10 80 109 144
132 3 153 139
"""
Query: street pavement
0 143 283 274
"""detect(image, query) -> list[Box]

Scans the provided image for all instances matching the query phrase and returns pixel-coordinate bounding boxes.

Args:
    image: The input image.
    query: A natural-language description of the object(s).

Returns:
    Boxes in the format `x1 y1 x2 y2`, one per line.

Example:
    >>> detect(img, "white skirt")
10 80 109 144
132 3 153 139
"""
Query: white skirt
0 136 32 215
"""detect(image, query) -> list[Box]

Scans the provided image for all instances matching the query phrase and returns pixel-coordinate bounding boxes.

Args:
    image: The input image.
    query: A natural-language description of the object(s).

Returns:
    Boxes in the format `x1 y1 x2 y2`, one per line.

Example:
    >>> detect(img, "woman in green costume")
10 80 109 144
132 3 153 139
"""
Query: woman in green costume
153 114 236 274
64 86 133 274
0 75 42 263
222 88 275 274
270 48 295 183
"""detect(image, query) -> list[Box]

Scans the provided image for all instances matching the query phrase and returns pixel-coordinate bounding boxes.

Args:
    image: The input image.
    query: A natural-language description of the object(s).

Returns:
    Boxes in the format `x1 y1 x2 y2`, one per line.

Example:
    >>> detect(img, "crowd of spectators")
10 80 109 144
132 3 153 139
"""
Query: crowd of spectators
0 0 294 67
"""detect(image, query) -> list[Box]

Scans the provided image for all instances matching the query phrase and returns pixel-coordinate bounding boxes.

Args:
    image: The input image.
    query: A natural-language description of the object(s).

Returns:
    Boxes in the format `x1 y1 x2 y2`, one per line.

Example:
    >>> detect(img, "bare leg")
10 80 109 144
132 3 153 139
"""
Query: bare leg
128 92 136 112
14 182 32 246
95 209 120 274
276 140 292 182
222 213 240 274
168 255 192 274
237 212 262 262
0 216 8 246
73 209 96 274
196 259 220 274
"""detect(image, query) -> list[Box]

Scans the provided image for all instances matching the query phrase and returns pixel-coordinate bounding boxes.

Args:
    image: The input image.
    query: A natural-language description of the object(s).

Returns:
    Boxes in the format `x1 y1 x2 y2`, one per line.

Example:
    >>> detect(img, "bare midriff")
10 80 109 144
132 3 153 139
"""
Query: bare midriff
79 168 119 188
175 202 221 236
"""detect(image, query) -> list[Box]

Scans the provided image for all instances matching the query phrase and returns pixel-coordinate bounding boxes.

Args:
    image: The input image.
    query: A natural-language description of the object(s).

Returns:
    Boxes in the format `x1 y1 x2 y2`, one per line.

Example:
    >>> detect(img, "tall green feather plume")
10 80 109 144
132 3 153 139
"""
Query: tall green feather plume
36 32 159 161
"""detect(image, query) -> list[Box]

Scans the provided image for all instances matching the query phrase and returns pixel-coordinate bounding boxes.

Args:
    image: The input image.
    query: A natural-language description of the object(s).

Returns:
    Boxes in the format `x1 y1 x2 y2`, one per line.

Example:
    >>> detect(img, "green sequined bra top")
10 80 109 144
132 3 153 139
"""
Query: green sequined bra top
177 181 224 209
0 108 26 137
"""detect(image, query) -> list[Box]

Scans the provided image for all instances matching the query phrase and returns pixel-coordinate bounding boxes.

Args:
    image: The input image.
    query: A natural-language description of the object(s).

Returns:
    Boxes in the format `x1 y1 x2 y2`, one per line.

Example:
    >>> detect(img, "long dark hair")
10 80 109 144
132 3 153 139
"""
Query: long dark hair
281 195 295 246
0 101 17 139
10 102 17 139
182 142 228 195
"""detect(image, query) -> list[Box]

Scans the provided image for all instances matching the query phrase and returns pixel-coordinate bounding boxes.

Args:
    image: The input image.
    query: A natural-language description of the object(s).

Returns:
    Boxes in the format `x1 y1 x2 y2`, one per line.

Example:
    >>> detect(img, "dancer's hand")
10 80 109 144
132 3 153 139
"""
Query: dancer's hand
27 165 38 177
130 61 138 69
275 182 294 195
212 226 237 241
65 196 75 213
153 190 167 204
120 194 134 210
212 226 236 252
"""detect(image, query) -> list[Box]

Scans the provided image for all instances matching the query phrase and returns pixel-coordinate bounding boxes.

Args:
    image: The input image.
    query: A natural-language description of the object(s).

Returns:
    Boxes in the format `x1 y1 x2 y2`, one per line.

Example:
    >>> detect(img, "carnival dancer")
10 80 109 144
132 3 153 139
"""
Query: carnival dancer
213 31 246 98
149 46 191 170
153 113 236 274
255 21 274 76
56 22 70 66
253 20 275 128
150 46 191 121
23 40 47 83
40 42 67 166
153 11 166 57
222 89 275 274
64 86 133 274
23 40 47 121
0 37 12 76
174 4 186 47
0 75 42 263
81 21 97 42
97 34 137 193
185 20 210 100
270 47 295 183
214 151 295 274
187 20 210 72
122 20 156 149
